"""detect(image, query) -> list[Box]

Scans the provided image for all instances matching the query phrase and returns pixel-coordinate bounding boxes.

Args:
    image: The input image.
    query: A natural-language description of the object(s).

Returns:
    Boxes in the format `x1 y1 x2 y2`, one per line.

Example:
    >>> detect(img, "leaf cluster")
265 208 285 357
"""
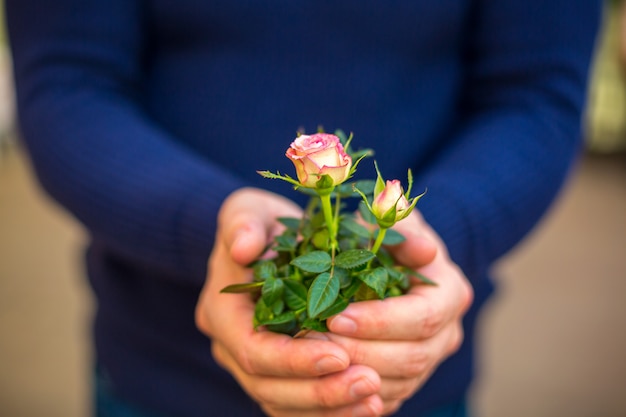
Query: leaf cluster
221 194 434 337
221 129 434 336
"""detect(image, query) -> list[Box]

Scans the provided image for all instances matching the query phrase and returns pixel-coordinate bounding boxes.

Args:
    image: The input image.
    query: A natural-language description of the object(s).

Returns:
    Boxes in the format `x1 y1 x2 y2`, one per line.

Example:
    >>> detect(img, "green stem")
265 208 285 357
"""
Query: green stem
319 193 338 251
371 227 387 255
333 193 342 240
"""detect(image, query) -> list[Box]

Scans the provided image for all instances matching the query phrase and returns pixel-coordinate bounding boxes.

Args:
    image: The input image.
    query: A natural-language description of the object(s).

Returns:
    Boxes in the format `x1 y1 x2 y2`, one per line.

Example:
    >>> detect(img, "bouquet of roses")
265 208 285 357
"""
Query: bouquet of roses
221 130 433 336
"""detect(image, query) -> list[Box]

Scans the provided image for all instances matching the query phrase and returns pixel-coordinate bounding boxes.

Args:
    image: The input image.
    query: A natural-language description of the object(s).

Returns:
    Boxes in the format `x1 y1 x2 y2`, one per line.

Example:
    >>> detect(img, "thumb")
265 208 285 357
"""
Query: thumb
387 211 438 269
218 188 301 266
225 218 269 266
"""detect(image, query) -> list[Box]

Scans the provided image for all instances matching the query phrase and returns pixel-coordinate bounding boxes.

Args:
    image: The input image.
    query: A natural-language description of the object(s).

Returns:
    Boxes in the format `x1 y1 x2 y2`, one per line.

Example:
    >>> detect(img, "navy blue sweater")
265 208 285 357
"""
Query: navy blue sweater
6 1 599 415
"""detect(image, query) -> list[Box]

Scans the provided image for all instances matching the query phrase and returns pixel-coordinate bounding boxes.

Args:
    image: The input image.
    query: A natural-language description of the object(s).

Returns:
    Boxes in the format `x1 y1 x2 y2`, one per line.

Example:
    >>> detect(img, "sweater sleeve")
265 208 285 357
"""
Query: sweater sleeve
6 0 246 283
418 0 601 280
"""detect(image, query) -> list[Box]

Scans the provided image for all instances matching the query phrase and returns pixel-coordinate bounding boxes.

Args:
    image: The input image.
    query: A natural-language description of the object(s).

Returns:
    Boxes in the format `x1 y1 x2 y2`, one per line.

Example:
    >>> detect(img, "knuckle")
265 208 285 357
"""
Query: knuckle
348 341 369 366
421 303 444 338
313 381 338 408
404 348 429 378
233 345 257 375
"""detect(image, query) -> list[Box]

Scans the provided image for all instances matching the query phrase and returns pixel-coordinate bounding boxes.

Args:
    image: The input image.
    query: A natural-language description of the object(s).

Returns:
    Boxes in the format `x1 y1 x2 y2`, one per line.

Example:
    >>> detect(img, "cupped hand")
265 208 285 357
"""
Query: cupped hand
324 210 474 415
195 187 384 417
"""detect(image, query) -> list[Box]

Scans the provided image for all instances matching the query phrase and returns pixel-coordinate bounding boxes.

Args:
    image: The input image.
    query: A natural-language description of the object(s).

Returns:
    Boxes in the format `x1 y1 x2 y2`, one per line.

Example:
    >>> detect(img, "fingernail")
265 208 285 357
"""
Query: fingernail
350 377 376 399
330 315 357 334
315 356 346 374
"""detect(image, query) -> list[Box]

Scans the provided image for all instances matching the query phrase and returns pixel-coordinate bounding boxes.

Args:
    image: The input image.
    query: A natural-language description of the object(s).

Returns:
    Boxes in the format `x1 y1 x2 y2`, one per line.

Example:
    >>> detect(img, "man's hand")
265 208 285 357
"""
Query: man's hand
324 211 474 415
195 188 384 417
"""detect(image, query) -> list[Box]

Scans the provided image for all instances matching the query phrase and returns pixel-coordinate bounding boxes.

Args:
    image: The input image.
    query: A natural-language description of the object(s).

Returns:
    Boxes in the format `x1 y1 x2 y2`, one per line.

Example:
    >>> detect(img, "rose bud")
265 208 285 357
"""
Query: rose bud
372 180 411 228
286 133 352 189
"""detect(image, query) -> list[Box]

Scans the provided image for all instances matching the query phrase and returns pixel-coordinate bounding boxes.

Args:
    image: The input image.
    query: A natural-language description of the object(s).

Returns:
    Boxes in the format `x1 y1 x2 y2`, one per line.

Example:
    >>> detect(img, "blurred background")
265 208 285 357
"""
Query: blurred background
1 2 625 417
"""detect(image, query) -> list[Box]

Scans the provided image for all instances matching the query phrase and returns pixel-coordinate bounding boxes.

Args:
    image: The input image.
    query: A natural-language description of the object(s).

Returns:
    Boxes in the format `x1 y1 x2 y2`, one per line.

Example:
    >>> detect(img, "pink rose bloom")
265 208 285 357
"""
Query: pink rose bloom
372 180 410 225
286 133 352 188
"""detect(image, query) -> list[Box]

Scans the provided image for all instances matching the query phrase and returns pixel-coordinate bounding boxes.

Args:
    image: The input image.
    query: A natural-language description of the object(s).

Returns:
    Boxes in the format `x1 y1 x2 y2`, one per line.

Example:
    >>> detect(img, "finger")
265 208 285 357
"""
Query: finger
326 292 438 341
318 336 429 379
376 366 437 415
322 325 463 416
198 244 350 378
322 318 463 380
215 344 382 412
219 188 301 265
327 263 471 341
387 211 438 268
264 395 383 417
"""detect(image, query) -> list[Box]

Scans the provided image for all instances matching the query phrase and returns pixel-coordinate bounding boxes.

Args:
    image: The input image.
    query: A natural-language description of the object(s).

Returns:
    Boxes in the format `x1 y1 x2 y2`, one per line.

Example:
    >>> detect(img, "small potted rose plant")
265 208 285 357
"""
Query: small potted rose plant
221 130 432 336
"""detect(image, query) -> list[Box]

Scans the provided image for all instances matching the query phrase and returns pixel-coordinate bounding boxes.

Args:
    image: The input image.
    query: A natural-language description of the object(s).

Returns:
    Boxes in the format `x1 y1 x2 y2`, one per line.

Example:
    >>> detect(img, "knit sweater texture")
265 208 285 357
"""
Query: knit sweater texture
7 0 600 415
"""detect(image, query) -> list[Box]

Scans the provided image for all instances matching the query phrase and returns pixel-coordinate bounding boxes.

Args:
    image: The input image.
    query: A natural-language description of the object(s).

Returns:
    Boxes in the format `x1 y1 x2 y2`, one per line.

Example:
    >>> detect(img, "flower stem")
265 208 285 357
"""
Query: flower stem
333 193 342 240
371 227 387 255
320 193 338 251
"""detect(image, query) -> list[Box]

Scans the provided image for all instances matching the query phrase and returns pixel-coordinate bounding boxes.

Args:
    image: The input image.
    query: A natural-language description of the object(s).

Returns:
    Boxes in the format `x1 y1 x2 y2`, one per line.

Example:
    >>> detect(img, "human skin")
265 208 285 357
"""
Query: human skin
195 187 473 416
323 210 473 414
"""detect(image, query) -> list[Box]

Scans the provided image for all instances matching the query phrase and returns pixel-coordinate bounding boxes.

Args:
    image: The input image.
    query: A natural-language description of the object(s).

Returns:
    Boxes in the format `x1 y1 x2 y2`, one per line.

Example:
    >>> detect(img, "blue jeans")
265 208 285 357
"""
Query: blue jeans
95 367 469 417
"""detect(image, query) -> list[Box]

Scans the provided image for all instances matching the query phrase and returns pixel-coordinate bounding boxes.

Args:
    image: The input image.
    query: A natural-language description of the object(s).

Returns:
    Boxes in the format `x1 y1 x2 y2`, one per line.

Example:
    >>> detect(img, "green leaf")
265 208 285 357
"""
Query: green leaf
301 318 329 332
333 267 352 288
283 279 308 311
291 251 332 273
373 161 386 197
311 229 330 250
262 311 295 326
379 228 406 245
257 310 297 335
300 219 314 240
358 201 377 225
405 168 414 198
406 269 437 286
375 247 395 267
352 180 376 196
270 298 285 315
386 267 409 289
262 276 284 306
357 267 389 299
336 182 358 197
220 281 264 294
342 278 363 299
307 272 340 318
386 286 404 297
335 249 375 269
266 318 298 335
318 297 350 320
335 129 348 144
336 179 375 198
354 283 379 301
278 217 301 231
274 234 298 251
310 209 327 231
257 170 302 187
340 217 373 239
253 298 273 327
253 261 277 281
